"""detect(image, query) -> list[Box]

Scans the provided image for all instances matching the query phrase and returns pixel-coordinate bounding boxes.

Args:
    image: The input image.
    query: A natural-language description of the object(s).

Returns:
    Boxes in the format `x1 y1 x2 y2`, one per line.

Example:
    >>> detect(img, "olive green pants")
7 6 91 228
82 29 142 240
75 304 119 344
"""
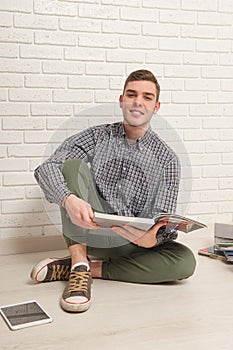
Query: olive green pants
61 159 196 283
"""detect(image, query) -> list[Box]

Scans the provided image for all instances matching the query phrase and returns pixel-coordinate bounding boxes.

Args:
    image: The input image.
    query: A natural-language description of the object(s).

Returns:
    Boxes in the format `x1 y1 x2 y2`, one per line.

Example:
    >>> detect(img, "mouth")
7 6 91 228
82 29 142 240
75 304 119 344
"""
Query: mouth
129 109 144 117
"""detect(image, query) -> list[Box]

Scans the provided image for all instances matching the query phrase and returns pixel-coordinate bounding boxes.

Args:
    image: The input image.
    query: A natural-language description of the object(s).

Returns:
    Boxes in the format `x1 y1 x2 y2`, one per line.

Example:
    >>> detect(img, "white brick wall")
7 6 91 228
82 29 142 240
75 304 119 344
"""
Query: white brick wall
0 0 233 241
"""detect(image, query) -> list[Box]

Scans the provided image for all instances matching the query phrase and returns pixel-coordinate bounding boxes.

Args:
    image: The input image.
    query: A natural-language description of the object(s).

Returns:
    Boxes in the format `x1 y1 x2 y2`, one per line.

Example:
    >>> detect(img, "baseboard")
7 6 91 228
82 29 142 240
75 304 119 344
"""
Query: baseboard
0 235 67 256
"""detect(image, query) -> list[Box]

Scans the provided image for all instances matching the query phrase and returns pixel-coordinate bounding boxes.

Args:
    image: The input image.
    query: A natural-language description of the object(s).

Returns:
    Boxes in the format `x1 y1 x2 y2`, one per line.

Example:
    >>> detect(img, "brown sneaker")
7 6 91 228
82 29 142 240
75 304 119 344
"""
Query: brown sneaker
30 257 71 283
60 264 92 313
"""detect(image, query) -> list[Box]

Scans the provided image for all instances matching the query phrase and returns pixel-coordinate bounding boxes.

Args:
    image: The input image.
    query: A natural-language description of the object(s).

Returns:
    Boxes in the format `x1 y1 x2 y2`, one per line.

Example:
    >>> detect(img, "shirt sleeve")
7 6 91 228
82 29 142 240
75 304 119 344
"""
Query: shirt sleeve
153 155 181 245
34 127 96 206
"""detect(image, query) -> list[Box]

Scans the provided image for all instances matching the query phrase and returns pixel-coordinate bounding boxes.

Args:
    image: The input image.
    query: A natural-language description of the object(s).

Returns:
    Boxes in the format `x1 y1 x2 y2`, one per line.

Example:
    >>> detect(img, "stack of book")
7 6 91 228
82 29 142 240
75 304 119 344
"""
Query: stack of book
198 223 233 262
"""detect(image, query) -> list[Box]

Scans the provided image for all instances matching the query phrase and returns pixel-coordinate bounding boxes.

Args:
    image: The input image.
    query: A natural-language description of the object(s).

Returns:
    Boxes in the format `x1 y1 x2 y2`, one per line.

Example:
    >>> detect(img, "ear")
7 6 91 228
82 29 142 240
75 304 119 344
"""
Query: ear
119 95 123 108
154 102 160 114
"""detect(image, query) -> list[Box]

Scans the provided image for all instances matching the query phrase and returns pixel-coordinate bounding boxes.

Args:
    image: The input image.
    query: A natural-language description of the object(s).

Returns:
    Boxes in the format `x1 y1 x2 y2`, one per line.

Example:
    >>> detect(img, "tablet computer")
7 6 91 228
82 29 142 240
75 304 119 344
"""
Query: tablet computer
0 300 52 331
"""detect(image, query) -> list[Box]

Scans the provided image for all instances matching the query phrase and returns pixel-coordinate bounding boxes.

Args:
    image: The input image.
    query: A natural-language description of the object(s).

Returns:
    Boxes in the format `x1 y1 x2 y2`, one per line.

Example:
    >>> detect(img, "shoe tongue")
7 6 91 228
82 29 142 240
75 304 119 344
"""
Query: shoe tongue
72 264 89 273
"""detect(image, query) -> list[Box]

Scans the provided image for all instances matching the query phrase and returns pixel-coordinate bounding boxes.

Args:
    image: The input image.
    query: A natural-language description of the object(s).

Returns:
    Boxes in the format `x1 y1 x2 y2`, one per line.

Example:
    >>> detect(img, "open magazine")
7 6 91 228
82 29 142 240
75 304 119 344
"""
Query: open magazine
93 212 207 233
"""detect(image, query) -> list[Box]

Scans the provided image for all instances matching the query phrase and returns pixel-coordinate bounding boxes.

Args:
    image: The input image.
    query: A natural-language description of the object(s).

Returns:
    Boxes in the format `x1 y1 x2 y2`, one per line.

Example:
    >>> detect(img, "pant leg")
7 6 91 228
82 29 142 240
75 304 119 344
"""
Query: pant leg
61 158 128 248
89 240 196 283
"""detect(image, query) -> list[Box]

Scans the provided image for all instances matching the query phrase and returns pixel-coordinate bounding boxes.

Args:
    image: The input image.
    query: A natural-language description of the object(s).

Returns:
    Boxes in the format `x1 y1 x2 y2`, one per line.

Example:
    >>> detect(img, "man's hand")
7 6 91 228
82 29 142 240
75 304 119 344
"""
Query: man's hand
64 194 99 229
111 220 168 248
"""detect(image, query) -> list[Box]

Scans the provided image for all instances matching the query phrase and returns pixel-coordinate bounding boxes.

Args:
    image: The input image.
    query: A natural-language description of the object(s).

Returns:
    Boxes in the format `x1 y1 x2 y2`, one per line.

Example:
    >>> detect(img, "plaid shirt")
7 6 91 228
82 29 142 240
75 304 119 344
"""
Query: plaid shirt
35 122 180 244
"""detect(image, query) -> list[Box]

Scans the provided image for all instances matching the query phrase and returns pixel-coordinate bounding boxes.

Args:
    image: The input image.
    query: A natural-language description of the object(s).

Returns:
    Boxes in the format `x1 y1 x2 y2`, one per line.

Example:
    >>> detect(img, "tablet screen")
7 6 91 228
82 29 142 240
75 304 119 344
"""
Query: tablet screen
0 301 52 330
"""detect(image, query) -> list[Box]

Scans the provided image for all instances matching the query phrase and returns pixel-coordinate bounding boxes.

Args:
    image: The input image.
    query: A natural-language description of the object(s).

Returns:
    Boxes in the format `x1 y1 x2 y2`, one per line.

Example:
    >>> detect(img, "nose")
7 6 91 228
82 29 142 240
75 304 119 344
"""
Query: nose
133 95 143 106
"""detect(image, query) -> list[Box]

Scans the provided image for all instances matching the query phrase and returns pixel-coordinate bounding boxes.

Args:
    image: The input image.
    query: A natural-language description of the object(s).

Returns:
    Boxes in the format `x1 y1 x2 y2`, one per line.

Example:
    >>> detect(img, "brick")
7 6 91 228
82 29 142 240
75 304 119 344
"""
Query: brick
24 130 66 144
167 117 201 129
159 104 188 116
218 27 233 40
172 92 206 104
65 47 105 61
218 0 233 13
34 0 77 16
202 117 233 129
103 20 140 35
187 178 218 191
20 45 62 60
25 75 66 89
86 63 123 76
184 53 217 65
0 187 24 200
3 172 36 186
0 146 7 159
205 142 233 154
223 106 233 116
185 79 219 91
9 88 51 102
102 0 141 6
106 50 144 63
160 38 194 52
120 36 158 50
0 44 18 58
202 66 233 78
59 17 100 32
219 130 233 141
31 103 72 116
219 178 233 190
95 90 119 103
218 202 233 213
0 159 28 171
53 90 93 103
69 76 108 89
198 12 233 26
182 25 217 39
189 154 221 166
142 0 180 9
220 54 233 66
184 130 218 141
197 39 231 53
8 145 47 158
165 65 199 78
26 186 42 199
0 13 13 27
43 61 84 75
146 51 183 65
190 105 222 116
2 199 44 214
181 0 217 11
14 14 57 30
3 117 45 130
79 33 118 48
0 103 28 116
186 202 217 215
79 4 118 19
0 131 22 144
222 153 233 164
0 59 40 73
0 74 23 87
120 7 158 21
208 92 233 104
35 31 76 46
0 0 32 13
143 23 179 37
0 28 33 44
160 10 195 24
0 89 7 101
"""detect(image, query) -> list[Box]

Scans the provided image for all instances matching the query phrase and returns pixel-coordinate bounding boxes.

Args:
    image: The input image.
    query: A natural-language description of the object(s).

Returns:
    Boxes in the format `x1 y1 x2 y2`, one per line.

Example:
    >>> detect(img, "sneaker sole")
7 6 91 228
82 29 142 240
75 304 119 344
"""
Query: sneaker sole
60 297 91 313
30 256 71 283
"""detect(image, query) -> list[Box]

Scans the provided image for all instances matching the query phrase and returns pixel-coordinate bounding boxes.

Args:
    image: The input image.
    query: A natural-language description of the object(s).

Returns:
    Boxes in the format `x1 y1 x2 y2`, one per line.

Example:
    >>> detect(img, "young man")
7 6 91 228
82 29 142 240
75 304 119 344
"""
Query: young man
31 70 196 313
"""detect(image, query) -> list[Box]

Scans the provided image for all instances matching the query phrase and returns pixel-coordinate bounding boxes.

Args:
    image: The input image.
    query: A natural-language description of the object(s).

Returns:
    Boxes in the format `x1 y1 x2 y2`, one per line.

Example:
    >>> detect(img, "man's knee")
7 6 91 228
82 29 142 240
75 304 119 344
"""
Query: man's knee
177 244 196 280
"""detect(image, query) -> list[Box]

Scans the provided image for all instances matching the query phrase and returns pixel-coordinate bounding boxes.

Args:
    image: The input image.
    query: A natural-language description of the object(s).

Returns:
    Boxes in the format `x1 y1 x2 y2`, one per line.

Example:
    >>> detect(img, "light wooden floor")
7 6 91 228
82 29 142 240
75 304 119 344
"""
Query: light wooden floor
1 230 233 350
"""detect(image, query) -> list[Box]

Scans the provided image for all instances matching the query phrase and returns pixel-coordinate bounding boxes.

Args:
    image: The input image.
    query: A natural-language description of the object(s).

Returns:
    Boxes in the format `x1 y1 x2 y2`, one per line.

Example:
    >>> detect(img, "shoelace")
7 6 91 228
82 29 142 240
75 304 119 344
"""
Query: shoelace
67 271 91 294
50 265 70 281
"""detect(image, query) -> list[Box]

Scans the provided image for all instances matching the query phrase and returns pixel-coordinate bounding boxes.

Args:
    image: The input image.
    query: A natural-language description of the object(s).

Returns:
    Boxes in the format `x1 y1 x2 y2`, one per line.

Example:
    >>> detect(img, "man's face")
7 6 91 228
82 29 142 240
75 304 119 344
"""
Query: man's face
119 80 160 130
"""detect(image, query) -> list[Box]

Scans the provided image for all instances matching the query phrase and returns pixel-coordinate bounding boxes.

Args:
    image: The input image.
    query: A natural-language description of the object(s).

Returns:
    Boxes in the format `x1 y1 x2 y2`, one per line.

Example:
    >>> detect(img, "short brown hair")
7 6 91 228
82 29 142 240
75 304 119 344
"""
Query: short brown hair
123 69 160 102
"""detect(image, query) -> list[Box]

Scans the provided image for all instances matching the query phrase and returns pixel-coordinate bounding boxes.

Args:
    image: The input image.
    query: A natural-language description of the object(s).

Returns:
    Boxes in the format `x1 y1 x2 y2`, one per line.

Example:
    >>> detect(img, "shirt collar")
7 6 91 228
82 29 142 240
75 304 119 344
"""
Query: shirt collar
119 123 154 151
